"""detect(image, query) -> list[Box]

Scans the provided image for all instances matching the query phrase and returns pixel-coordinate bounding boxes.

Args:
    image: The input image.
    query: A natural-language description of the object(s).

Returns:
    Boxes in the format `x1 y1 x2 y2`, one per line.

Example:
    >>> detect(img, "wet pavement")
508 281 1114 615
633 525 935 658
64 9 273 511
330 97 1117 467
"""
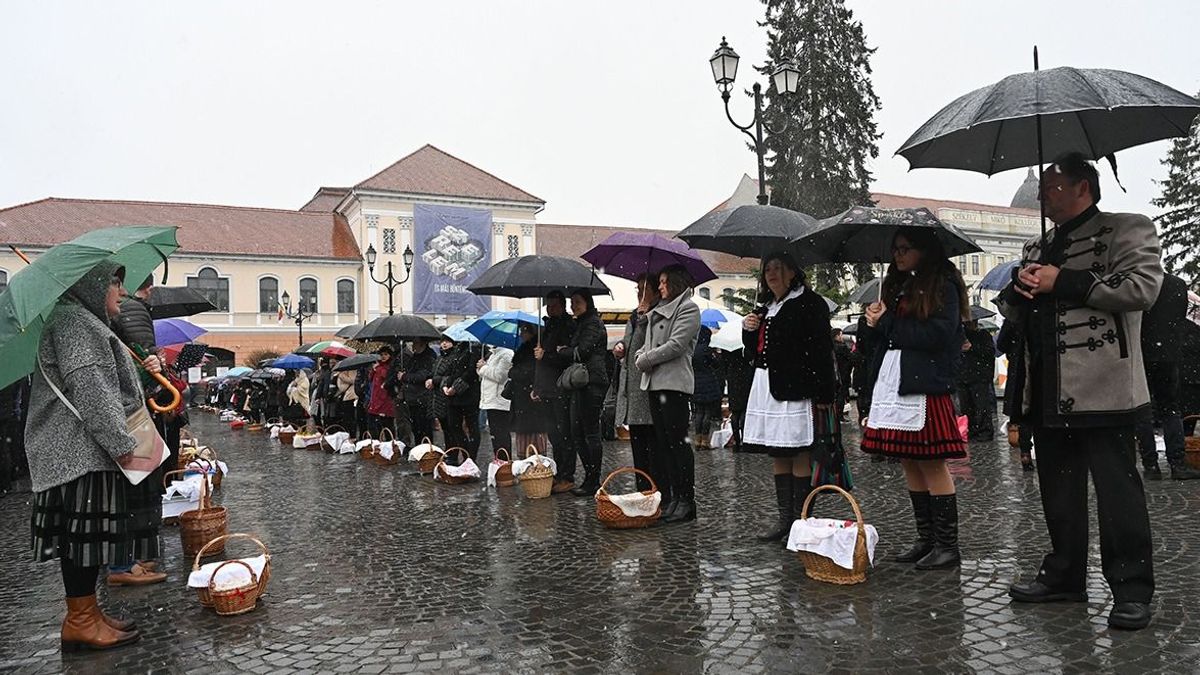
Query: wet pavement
2 411 1200 674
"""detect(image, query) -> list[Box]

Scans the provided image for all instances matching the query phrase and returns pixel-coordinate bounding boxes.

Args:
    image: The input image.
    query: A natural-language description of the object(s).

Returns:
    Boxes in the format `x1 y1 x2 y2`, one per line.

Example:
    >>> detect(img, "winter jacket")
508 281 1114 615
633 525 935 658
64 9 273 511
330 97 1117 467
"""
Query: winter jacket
568 309 609 391
860 278 964 399
287 372 309 408
390 347 436 407
337 370 357 402
957 326 996 385
25 260 145 493
507 341 546 434
534 314 575 398
743 287 837 404
478 348 513 411
999 209 1162 427
432 344 480 417
1141 273 1187 364
636 288 700 394
366 363 396 418
723 349 754 414
691 327 723 404
615 311 654 426
112 295 156 354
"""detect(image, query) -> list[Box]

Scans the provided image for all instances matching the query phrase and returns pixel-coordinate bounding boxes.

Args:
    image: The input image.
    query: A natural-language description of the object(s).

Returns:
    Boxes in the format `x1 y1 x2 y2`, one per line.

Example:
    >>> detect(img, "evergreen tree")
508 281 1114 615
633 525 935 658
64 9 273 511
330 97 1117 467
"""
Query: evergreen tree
757 0 881 287
1155 100 1200 281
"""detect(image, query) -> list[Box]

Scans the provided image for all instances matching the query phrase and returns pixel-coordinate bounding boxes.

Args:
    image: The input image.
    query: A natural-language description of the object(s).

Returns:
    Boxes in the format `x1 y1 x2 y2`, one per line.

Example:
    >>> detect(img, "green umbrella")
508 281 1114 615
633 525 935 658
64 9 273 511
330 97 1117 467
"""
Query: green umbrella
0 225 180 389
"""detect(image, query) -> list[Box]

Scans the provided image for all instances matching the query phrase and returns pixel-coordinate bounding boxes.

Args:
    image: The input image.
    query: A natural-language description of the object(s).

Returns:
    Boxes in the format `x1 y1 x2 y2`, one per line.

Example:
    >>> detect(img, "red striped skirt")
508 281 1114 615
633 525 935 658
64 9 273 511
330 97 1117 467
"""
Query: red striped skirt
861 393 966 459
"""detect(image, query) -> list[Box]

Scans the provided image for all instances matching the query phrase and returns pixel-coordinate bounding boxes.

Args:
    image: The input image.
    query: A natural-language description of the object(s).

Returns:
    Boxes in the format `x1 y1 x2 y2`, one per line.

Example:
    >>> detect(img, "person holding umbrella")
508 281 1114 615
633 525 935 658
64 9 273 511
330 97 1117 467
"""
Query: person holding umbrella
560 289 610 496
534 291 577 493
429 334 481 460
1000 154 1161 630
860 227 969 570
741 252 839 542
391 338 436 446
508 322 549 455
614 275 663 494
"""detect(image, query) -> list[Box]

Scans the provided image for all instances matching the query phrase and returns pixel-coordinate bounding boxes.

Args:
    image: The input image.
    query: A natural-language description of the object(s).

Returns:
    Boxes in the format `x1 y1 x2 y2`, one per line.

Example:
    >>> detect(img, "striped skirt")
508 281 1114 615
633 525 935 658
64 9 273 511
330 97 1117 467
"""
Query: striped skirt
861 393 967 460
31 471 161 567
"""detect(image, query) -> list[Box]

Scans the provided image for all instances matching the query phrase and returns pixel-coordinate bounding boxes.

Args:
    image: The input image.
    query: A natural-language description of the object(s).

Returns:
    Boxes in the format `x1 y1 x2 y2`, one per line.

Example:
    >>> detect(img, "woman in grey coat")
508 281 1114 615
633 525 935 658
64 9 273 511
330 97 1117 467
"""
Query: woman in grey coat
614 275 664 499
28 260 161 651
636 264 701 523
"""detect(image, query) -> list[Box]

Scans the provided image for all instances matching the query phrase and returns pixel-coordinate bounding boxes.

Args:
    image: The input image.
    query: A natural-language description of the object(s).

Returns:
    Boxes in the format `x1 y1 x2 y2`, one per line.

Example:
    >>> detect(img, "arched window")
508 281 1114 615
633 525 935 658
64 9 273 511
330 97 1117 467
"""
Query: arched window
258 277 279 313
299 278 318 313
722 287 735 311
698 287 711 300
186 267 229 311
337 279 355 314
0 270 7 294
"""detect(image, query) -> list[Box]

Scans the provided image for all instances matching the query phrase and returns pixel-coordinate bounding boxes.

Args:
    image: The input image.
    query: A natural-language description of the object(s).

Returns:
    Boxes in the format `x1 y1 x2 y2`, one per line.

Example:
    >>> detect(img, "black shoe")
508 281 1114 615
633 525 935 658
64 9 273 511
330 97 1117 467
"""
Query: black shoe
658 497 679 522
1008 580 1088 603
1021 457 1036 472
1108 602 1152 630
1143 465 1163 481
757 474 794 542
663 499 696 523
915 494 960 570
1170 464 1200 480
891 491 934 563
570 482 599 497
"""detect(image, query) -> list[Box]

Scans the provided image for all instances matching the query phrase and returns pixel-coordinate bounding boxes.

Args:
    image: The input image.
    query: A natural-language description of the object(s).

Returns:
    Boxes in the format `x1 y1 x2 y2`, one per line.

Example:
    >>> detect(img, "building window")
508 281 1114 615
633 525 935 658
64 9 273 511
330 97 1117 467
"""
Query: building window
722 287 735 311
337 279 355 314
258 277 279 313
186 267 229 312
971 255 980 275
0 270 7 294
299 278 318 313
507 234 520 259
383 228 396 254
698 288 711 300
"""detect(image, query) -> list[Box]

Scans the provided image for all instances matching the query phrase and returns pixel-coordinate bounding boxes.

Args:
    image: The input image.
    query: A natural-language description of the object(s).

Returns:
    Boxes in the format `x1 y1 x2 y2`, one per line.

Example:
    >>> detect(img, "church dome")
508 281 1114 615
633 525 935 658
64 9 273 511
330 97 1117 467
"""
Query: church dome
1010 167 1039 209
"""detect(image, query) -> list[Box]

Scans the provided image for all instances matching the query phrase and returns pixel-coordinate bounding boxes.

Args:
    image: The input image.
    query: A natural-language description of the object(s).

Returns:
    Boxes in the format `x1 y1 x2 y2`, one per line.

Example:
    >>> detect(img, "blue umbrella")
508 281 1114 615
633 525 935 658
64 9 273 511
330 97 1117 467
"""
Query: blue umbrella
272 353 315 370
154 318 207 346
700 308 742 330
978 260 1021 291
225 366 253 377
442 319 481 345
466 310 543 349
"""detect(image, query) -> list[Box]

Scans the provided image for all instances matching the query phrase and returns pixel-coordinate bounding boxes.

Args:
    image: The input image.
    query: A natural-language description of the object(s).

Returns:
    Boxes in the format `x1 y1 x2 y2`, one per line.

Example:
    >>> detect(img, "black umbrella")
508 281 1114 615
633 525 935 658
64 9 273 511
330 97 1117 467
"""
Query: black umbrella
467 255 609 298
293 342 317 355
847 278 881 305
677 205 821 261
148 286 217 319
333 353 379 372
354 314 441 341
795 206 982 264
335 323 366 340
970 304 997 321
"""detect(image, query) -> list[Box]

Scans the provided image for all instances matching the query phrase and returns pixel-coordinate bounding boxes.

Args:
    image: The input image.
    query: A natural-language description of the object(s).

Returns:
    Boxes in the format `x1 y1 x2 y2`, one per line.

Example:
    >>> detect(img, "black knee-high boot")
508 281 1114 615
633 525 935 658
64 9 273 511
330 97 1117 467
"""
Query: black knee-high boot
756 474 794 542
795 477 817 520
891 491 934 563
916 493 960 570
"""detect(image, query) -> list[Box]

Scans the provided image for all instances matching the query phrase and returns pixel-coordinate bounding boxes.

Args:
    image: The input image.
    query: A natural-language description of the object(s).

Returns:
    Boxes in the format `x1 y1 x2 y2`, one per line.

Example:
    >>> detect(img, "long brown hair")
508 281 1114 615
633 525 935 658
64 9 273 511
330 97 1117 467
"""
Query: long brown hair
880 227 970 322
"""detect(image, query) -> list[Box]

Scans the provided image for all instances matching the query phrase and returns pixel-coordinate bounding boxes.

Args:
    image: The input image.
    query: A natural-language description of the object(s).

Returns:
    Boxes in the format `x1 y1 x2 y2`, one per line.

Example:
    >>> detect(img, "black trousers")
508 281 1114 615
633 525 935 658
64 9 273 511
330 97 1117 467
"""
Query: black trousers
649 390 695 503
486 409 512 457
367 414 394 440
392 401 414 447
61 559 99 598
570 385 605 485
729 409 746 448
442 406 481 462
1136 361 1185 468
959 379 995 437
1031 426 1154 603
630 424 666 501
408 401 433 446
546 395 575 481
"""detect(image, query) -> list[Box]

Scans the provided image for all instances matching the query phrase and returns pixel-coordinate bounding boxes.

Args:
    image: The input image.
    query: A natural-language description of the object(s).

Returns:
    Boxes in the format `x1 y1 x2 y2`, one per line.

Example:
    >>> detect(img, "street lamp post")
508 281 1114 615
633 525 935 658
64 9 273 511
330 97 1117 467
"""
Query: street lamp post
365 243 415 315
280 290 316 346
709 36 801 205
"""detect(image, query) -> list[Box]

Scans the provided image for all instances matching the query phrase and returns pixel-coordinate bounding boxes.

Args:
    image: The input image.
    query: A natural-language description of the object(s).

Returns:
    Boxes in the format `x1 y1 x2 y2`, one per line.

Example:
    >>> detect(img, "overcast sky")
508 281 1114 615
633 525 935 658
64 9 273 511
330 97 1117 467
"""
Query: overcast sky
1 1 1195 230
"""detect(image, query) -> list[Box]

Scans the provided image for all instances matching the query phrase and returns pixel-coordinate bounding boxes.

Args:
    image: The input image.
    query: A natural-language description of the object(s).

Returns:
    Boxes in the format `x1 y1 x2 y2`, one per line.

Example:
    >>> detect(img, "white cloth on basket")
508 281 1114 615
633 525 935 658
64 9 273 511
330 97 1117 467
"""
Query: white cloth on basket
486 460 511 488
786 518 879 569
164 475 205 500
511 455 557 476
377 440 406 460
408 443 443 462
434 458 481 480
743 289 814 447
324 431 350 450
187 555 269 589
866 350 927 431
605 490 662 517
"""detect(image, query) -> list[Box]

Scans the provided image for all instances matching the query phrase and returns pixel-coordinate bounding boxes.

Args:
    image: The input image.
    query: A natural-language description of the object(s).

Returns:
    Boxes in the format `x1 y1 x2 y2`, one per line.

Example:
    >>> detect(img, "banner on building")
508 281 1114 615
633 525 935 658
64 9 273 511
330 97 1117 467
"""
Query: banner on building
413 204 492 316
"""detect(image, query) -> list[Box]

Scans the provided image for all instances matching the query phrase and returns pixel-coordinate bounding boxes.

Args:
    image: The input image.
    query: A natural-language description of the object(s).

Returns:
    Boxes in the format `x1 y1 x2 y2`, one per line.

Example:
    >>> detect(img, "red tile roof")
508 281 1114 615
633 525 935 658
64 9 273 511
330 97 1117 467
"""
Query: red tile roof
536 224 754 277
299 187 350 212
0 198 360 260
355 144 544 205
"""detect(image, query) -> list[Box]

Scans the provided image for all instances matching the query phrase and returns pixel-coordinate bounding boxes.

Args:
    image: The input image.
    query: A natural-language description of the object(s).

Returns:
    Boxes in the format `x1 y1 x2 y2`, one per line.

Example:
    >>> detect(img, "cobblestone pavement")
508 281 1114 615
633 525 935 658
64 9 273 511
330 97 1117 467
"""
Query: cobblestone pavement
2 411 1200 674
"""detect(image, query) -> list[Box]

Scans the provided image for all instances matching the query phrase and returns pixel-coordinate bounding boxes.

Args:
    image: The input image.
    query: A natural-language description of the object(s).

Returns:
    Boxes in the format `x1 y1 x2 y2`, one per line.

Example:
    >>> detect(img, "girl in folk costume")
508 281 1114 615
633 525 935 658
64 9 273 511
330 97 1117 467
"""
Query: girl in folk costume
860 227 970 569
741 251 842 543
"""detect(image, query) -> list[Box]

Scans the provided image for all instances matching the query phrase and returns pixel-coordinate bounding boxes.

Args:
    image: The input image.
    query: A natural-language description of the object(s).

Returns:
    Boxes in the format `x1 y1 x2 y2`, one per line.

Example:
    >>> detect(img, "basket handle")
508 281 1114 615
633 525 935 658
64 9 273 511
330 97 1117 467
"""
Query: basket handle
440 446 468 464
524 444 540 459
597 466 658 496
192 532 270 571
799 484 864 533
494 447 511 463
419 436 432 446
323 424 347 439
206 559 258 592
163 468 210 509
378 427 395 444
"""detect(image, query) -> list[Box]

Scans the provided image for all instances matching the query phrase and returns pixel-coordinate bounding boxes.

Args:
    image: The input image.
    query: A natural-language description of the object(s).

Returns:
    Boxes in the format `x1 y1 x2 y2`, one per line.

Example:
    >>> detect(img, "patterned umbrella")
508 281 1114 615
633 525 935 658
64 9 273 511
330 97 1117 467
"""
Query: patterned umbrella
794 206 982 263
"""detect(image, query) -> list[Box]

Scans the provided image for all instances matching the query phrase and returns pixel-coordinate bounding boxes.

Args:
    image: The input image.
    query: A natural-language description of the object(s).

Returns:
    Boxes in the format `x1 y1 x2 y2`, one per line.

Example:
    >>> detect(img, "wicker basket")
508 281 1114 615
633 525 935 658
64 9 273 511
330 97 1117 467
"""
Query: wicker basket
796 484 869 585
166 469 228 559
492 448 516 488
434 447 477 484
192 533 272 609
373 428 401 466
518 445 554 499
321 425 349 454
246 422 264 432
416 439 444 475
595 467 661 529
1183 417 1200 469
355 431 376 460
206 560 260 616
193 455 224 491
278 428 296 445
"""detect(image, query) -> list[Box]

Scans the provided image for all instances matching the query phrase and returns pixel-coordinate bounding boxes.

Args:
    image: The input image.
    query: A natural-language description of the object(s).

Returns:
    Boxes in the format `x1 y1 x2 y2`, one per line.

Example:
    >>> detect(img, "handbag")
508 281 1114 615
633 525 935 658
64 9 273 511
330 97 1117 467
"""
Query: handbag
557 349 590 391
39 355 167 486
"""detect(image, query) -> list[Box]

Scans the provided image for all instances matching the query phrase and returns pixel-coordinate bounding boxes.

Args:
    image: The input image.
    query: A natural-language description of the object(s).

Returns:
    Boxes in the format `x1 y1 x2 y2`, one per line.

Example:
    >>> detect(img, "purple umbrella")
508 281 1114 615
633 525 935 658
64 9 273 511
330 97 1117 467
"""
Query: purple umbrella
153 318 207 346
581 232 717 284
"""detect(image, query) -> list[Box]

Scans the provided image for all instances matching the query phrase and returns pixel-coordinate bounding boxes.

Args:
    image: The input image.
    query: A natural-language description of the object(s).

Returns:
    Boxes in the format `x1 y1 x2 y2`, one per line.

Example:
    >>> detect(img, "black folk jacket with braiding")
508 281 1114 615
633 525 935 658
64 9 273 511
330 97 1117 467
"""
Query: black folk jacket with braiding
999 207 1163 428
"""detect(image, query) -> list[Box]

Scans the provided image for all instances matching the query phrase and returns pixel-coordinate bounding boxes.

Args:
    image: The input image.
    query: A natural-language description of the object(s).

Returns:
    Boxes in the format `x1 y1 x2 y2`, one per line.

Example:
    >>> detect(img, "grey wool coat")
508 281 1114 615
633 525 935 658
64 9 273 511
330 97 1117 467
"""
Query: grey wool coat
26 260 146 493
635 289 701 394
615 310 653 425
999 209 1163 427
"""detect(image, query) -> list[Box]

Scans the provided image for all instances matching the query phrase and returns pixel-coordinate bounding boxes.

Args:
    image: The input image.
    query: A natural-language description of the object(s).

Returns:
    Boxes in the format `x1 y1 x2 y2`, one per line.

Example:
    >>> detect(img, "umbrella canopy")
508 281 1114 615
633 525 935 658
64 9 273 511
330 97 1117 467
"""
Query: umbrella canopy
272 354 315 370
147 286 218 320
304 340 355 358
847 278 882 305
466 310 544 349
819 295 839 314
442 319 481 344
248 367 286 381
354 314 442 341
897 66 1200 176
153 318 207 346
841 323 859 336
677 205 821 261
333 353 379 372
334 323 366 340
161 342 208 369
969 304 997 321
293 342 318 355
581 232 717 284
708 325 745 352
700 308 743 330
0 226 179 389
468 255 610 298
795 206 982 263
225 366 253 377
978 259 1021 291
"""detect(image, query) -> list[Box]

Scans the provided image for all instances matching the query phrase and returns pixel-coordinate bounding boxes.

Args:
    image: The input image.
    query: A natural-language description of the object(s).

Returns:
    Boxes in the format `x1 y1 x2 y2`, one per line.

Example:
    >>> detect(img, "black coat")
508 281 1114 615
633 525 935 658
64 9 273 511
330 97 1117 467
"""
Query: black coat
723 349 754 413
391 347 436 406
958 326 996 385
535 313 576 397
568 310 609 390
432 344 479 416
113 296 156 352
861 280 964 397
1141 273 1188 364
692 328 722 404
508 341 546 434
742 288 837 404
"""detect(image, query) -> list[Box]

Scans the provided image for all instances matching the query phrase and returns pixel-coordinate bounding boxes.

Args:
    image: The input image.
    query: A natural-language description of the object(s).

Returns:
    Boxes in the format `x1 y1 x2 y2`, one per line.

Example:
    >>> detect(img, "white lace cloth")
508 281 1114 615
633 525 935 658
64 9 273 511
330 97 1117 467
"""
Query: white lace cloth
323 431 350 450
603 490 662 517
511 455 557 477
866 350 927 431
786 517 879 569
408 443 443 461
434 457 481 480
377 440 406 460
187 555 269 590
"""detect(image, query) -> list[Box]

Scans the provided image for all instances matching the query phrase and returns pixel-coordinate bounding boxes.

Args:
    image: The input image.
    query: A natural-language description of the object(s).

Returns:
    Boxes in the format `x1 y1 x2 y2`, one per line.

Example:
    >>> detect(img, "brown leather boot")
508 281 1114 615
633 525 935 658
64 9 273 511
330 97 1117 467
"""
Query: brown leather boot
61 595 140 652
